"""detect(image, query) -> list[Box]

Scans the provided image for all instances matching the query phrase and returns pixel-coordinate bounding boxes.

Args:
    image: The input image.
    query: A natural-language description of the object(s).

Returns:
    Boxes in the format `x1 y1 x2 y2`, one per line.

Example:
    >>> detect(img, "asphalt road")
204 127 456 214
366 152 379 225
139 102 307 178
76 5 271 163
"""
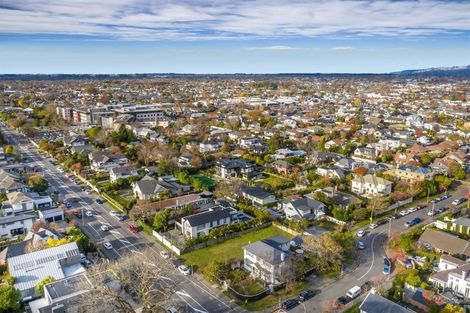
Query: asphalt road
2 127 243 313
289 185 468 313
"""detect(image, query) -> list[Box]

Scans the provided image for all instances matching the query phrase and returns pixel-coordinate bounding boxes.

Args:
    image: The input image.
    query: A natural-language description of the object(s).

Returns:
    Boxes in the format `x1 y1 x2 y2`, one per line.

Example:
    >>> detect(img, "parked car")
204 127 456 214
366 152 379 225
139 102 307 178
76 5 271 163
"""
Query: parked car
416 204 427 210
128 224 138 234
376 219 387 226
160 250 170 259
178 265 191 276
298 290 318 302
357 230 366 237
399 209 409 216
166 308 178 313
109 211 118 216
85 210 93 217
103 242 113 250
361 281 372 292
81 259 92 268
357 241 366 250
369 223 379 229
407 207 417 213
389 214 401 220
441 194 451 200
404 217 422 228
100 225 109 232
96 198 105 204
281 299 299 310
336 296 349 305
452 198 466 206
346 286 362 299
427 210 437 217
383 257 392 275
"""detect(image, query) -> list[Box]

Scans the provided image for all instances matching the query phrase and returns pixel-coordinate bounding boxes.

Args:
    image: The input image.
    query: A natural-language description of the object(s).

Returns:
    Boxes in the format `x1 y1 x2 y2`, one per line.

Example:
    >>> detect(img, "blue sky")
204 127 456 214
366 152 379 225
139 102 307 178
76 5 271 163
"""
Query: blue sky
0 0 469 74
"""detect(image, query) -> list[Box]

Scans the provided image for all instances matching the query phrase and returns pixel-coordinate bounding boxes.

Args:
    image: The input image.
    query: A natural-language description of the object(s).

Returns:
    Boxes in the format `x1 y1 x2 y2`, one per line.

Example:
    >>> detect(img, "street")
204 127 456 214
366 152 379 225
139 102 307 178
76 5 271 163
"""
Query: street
2 127 243 313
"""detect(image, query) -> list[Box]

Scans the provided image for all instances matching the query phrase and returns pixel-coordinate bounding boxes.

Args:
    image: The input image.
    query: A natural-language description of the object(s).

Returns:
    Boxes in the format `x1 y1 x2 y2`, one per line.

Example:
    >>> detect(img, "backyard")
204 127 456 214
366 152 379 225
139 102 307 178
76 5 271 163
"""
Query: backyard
259 174 294 190
182 225 293 272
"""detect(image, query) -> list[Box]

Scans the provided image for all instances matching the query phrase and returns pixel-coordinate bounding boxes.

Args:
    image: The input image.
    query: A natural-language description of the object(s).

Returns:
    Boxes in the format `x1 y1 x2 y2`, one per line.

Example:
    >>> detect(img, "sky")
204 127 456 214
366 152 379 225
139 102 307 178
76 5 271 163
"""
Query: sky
0 0 469 74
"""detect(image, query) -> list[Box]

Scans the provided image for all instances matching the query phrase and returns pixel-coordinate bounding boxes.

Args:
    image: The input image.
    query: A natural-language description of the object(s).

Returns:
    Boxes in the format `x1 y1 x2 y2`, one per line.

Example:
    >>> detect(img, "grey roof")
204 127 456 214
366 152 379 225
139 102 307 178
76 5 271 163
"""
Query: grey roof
360 292 414 313
8 242 82 292
243 235 290 265
454 217 470 228
0 213 35 225
183 208 234 227
287 197 325 212
111 165 137 175
241 186 274 200
217 158 254 169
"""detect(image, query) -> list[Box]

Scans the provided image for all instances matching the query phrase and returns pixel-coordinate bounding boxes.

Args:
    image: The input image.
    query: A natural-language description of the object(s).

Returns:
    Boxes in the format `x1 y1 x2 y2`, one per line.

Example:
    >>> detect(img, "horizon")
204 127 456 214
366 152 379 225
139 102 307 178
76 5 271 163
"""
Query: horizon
0 1 469 74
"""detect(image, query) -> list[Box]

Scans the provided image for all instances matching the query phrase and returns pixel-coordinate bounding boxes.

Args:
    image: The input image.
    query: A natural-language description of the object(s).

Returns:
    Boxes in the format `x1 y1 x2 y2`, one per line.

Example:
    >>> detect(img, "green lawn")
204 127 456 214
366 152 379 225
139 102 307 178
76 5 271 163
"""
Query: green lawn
183 226 293 272
259 175 294 189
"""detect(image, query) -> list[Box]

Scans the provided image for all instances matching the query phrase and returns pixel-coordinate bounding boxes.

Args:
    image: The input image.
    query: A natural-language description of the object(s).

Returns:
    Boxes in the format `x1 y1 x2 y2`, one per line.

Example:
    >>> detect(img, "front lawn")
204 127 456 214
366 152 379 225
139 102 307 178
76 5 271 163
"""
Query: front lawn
191 175 216 188
182 225 293 272
259 175 294 190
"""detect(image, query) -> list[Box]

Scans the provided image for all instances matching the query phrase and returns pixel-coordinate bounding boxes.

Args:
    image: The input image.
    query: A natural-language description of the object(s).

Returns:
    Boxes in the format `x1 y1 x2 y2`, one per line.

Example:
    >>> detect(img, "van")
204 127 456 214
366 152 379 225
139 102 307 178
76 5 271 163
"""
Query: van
346 286 361 299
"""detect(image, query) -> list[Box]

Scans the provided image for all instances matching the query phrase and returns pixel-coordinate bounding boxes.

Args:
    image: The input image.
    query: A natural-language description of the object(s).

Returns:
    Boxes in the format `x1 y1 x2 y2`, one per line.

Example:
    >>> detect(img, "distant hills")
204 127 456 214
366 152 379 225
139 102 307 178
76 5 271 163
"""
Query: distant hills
390 65 470 77
0 65 469 80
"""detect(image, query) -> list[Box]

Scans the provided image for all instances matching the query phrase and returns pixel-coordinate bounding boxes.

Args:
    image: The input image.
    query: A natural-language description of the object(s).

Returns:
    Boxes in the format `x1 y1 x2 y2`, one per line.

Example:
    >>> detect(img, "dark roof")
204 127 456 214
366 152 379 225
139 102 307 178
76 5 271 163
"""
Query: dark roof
243 235 290 265
217 158 254 169
241 186 273 200
360 292 414 313
183 208 234 227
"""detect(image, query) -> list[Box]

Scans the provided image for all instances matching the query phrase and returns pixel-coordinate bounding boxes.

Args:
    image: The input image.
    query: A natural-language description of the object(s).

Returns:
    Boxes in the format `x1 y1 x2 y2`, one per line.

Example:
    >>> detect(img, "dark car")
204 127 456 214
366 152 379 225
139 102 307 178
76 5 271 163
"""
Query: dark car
281 299 299 310
298 290 318 302
361 281 372 292
96 198 105 204
404 217 422 228
376 219 387 226
389 214 401 220
441 194 450 200
337 296 349 305
416 204 427 210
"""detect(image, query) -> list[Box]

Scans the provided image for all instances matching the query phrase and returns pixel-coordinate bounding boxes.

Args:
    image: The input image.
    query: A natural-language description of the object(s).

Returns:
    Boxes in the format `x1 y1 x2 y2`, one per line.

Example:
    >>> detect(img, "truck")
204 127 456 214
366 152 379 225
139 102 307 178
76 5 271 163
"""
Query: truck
346 286 362 299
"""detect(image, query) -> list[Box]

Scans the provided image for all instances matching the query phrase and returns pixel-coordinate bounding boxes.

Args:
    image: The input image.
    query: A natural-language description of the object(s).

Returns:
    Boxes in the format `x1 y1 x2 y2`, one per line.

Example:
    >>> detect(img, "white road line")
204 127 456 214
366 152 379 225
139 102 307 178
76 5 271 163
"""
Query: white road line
357 231 384 281
190 281 232 309
175 291 209 313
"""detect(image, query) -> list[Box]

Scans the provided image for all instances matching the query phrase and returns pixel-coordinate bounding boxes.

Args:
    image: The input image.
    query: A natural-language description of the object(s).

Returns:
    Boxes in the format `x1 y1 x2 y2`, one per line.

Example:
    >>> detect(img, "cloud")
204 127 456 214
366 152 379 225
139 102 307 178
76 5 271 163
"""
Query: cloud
245 45 303 51
0 1 468 41
331 46 355 51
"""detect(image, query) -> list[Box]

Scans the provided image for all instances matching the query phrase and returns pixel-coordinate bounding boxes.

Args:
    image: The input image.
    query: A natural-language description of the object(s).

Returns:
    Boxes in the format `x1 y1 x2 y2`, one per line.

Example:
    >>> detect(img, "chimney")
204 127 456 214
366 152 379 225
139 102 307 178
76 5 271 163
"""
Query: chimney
281 252 285 262
463 270 466 280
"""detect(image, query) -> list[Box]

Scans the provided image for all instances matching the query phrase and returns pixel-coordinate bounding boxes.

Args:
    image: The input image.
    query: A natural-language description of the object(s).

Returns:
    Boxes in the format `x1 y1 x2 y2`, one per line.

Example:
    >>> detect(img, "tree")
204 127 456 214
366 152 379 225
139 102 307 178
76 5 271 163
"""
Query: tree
0 284 21 313
449 162 466 180
367 196 389 220
303 233 344 274
3 145 14 154
79 248 179 313
46 237 71 248
203 260 230 282
86 126 102 138
27 174 49 192
138 140 159 166
152 208 172 232
351 208 369 221
440 303 464 313
35 276 55 295
352 167 368 177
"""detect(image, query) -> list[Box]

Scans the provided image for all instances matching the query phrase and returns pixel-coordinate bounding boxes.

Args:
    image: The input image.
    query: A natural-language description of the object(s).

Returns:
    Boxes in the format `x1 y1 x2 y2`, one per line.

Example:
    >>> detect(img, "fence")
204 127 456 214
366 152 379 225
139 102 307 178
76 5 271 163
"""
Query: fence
211 274 271 302
272 222 302 236
153 230 182 255
388 197 413 212
324 215 348 226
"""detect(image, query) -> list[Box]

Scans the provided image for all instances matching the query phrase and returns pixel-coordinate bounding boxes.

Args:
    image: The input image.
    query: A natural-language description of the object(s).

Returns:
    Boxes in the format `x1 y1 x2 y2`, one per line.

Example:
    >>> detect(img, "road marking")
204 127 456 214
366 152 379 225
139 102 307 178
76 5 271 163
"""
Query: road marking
357 231 384 281
175 291 209 313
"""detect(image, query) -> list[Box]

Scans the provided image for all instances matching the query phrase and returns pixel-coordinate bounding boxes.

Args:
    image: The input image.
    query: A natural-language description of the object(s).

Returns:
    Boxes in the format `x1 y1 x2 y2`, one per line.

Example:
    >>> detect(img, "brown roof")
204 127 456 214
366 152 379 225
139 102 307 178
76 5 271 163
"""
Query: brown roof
419 228 470 256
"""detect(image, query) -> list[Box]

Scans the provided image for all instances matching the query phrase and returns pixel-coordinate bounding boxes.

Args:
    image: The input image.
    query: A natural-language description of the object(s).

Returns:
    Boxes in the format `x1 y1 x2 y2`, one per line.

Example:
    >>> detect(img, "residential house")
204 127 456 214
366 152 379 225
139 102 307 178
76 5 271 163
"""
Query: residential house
243 235 291 284
2 192 53 216
334 157 361 172
360 292 414 313
132 175 190 200
384 165 434 183
271 160 295 175
354 147 379 159
272 148 306 160
281 197 326 221
418 228 470 258
450 218 470 236
313 187 362 208
38 208 64 223
405 115 424 128
429 258 470 298
63 135 86 148
241 186 277 206
8 242 85 299
110 166 138 183
394 152 420 166
216 158 258 179
0 169 29 194
89 150 128 172
0 214 35 238
199 139 224 153
351 174 392 197
315 166 345 179
133 193 213 216
179 206 238 238
324 139 345 150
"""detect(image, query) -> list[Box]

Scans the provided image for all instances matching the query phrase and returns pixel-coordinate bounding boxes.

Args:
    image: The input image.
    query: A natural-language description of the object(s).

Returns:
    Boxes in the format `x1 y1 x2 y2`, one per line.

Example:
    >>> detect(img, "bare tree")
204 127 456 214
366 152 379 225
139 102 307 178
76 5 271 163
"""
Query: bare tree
138 140 158 167
78 249 179 313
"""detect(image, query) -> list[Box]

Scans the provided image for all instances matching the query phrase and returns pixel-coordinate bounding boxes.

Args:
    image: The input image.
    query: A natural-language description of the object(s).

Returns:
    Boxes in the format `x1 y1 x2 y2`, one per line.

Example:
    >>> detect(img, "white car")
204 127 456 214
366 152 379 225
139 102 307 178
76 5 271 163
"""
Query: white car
85 211 93 217
357 230 366 237
178 265 191 276
399 210 409 216
109 211 118 216
160 251 170 259
103 242 113 250
100 225 109 231
407 207 417 213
